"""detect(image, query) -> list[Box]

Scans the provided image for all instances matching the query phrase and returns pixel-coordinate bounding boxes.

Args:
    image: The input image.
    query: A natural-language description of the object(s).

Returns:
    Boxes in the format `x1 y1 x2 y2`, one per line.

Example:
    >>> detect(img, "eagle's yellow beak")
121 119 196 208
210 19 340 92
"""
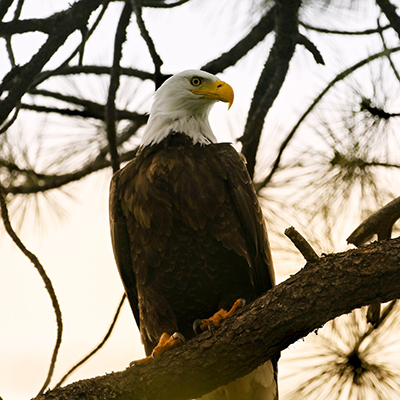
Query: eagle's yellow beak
191 80 234 109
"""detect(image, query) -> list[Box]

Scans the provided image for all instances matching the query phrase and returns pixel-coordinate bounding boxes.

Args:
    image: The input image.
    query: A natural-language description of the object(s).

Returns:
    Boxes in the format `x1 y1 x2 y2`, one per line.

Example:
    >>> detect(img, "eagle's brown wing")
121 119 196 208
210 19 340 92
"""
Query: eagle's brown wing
109 170 140 329
216 143 275 296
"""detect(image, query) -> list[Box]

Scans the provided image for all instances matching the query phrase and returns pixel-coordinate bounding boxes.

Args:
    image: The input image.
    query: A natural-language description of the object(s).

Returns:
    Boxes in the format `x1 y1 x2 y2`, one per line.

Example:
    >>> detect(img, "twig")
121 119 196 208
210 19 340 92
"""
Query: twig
376 0 400 39
30 1 110 89
3 147 140 195
300 21 391 36
27 88 148 122
347 196 400 326
0 184 63 395
142 0 190 7
130 0 163 88
106 1 132 173
53 293 127 389
20 103 146 122
202 5 276 75
0 0 103 126
36 65 156 82
298 34 324 65
347 196 400 247
377 18 400 82
284 226 319 262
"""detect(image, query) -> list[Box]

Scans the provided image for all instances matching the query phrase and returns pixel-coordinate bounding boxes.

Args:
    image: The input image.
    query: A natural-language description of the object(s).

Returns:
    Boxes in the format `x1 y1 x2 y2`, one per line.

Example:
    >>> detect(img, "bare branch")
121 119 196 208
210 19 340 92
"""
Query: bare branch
347 196 400 247
284 226 319 262
202 5 276 75
0 0 103 126
298 34 324 65
130 0 163 88
3 147 140 195
0 184 63 396
27 89 148 122
142 0 191 7
0 0 14 20
376 0 400 39
106 1 132 172
240 0 301 179
36 65 157 82
300 21 391 36
34 237 400 400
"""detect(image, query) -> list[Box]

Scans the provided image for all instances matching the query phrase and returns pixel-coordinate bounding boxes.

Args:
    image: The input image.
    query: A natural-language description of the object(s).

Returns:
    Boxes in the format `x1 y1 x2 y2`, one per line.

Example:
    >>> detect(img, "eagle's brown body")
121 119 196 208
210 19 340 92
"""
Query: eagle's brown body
109 132 274 356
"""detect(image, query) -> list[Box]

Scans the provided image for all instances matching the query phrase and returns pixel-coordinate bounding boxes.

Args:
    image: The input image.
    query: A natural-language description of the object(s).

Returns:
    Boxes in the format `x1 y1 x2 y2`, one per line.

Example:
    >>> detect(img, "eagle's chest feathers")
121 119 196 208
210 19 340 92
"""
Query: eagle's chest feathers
134 134 229 233
120 134 250 281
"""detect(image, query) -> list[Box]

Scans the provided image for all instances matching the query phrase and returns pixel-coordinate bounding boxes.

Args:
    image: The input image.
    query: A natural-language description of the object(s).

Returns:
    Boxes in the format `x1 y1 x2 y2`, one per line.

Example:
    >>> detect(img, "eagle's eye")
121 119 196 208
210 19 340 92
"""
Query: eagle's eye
190 76 203 87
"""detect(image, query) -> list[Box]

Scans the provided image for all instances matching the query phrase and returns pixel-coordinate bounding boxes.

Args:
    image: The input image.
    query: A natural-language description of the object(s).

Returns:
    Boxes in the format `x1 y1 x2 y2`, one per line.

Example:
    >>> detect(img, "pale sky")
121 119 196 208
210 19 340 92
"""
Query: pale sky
1 1 398 399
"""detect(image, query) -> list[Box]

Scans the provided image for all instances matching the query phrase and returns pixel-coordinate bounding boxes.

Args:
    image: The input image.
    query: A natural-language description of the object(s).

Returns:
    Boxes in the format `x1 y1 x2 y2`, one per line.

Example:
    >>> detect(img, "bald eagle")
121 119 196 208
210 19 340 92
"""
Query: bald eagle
109 70 277 399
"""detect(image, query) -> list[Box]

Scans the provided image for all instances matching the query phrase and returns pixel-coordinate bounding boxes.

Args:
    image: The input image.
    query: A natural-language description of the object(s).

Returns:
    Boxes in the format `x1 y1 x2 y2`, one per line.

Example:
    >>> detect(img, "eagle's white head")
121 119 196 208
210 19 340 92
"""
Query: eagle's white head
140 70 234 147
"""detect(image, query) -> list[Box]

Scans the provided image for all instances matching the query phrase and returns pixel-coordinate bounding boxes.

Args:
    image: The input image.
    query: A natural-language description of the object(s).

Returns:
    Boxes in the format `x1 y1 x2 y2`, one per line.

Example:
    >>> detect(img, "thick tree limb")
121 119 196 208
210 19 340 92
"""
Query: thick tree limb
36 237 400 400
240 0 301 179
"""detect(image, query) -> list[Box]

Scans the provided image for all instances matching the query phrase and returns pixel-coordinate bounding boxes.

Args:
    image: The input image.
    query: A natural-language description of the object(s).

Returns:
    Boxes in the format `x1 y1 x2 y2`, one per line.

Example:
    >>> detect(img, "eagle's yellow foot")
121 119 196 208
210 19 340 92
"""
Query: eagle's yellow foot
132 332 185 365
193 298 246 335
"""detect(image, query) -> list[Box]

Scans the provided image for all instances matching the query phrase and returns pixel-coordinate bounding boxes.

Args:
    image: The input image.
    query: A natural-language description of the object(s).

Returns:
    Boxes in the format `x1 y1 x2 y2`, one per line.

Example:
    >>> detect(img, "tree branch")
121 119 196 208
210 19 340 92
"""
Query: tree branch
240 0 301 179
27 89 147 122
130 0 163 88
376 0 400 39
0 184 63 396
2 147 140 195
35 237 400 400
36 65 157 82
347 196 400 246
0 0 103 126
105 1 132 172
202 5 276 75
300 21 391 36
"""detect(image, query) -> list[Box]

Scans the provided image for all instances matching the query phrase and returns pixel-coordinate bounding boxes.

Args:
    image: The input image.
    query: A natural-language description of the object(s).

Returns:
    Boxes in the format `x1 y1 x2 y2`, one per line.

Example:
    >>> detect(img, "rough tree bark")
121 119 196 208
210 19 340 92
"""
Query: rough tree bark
36 237 400 400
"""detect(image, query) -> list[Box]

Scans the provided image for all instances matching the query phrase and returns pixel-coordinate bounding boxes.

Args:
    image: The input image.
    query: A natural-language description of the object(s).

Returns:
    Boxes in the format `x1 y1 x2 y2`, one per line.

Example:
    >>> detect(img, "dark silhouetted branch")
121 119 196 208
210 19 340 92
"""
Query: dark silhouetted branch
35 237 400 400
285 226 319 262
202 5 276 75
376 0 400 39
0 0 103 126
347 196 400 247
240 0 301 179
106 1 132 172
130 0 163 88
0 184 63 396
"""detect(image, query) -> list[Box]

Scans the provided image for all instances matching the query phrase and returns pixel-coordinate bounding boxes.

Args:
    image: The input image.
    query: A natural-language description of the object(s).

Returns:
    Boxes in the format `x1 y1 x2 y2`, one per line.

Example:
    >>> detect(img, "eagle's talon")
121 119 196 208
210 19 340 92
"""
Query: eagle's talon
193 319 205 335
193 298 247 336
151 331 185 361
208 320 215 335
172 331 186 343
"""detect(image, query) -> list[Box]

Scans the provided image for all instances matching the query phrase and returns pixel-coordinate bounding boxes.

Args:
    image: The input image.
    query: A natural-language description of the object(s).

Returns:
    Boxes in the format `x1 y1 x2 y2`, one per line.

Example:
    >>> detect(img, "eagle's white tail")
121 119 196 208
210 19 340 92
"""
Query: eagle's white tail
197 360 277 400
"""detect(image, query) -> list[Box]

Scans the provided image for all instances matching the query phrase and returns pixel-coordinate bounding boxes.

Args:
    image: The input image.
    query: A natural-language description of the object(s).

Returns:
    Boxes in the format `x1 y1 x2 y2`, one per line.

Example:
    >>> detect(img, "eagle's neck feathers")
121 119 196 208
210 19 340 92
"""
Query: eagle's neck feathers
141 112 217 147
